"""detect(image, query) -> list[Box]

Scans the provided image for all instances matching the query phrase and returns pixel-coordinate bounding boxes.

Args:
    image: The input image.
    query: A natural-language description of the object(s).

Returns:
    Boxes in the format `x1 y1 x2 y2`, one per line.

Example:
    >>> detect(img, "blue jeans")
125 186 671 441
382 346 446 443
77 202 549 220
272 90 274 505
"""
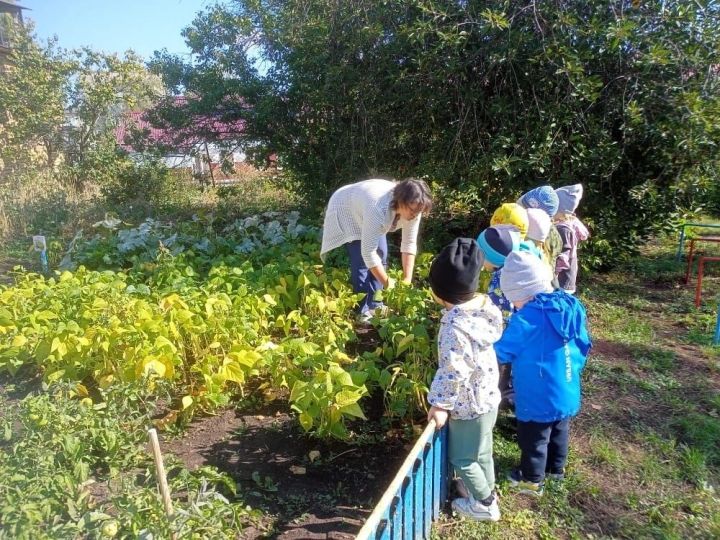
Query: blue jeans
346 237 388 314
516 418 570 483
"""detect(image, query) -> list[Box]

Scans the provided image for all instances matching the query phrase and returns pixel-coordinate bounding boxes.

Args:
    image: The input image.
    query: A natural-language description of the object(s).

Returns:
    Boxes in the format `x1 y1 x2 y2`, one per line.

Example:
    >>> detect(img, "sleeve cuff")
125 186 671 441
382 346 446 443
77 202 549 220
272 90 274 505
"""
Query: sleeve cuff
363 251 383 269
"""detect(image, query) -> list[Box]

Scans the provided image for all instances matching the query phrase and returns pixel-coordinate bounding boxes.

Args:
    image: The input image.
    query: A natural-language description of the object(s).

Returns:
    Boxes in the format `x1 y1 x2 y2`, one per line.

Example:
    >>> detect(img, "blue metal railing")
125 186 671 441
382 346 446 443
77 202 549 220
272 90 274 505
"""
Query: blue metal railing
356 420 448 540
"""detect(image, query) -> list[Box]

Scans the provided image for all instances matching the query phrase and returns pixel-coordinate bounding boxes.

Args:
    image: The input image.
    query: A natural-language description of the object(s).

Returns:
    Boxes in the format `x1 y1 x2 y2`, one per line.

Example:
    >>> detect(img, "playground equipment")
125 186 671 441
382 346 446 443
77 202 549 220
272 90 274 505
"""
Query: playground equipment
693 256 720 308
676 222 720 262
684 236 720 284
676 223 720 346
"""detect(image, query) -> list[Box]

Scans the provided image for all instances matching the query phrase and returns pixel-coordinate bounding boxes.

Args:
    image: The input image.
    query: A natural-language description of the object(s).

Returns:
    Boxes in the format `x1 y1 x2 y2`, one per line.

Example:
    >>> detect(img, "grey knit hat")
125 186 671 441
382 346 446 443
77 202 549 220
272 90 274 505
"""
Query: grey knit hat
555 184 584 214
526 208 552 242
500 251 553 304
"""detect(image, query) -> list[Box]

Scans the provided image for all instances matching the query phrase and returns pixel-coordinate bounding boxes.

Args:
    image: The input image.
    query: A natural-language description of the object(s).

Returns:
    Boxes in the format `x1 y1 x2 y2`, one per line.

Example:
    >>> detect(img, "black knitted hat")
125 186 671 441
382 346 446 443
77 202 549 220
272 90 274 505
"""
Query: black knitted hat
429 238 484 305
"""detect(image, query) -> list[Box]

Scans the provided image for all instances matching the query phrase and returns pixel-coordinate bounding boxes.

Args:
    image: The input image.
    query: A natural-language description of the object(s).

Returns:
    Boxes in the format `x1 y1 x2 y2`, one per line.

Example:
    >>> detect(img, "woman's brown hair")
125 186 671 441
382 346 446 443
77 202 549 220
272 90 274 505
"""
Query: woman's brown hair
390 178 433 214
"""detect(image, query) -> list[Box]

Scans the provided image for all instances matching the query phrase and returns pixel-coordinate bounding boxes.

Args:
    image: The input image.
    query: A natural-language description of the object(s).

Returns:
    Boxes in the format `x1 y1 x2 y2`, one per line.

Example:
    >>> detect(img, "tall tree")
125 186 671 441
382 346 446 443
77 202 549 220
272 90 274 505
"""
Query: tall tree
150 0 720 261
0 27 69 174
0 24 162 189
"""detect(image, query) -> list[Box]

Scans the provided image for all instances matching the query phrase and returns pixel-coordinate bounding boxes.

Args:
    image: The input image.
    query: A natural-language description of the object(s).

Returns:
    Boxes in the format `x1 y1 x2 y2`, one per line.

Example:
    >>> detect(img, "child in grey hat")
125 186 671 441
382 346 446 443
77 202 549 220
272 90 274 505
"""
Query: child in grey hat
553 184 590 294
427 238 504 521
494 251 591 496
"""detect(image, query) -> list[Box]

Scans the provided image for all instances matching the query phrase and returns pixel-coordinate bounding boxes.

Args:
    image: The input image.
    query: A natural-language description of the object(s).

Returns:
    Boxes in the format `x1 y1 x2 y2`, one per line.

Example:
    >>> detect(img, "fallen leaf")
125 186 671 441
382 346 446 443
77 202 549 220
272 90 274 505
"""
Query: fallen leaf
309 450 321 463
590 404 602 411
290 466 306 475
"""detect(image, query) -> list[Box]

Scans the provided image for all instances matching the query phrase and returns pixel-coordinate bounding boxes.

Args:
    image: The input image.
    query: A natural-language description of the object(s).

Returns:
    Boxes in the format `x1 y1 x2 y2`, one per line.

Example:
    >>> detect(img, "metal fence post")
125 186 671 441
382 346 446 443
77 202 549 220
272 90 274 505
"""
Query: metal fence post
676 225 686 262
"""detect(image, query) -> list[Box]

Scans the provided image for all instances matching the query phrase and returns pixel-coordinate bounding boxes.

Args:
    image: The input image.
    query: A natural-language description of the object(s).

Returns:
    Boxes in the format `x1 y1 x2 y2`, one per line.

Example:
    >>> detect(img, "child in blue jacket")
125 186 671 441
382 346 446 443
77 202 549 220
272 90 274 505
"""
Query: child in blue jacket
494 251 592 495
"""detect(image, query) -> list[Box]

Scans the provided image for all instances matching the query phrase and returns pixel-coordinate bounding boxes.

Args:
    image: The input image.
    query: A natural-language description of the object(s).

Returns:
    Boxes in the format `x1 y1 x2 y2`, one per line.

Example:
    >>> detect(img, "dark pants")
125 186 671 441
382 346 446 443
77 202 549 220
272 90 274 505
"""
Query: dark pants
498 363 514 410
346 237 388 314
516 418 570 483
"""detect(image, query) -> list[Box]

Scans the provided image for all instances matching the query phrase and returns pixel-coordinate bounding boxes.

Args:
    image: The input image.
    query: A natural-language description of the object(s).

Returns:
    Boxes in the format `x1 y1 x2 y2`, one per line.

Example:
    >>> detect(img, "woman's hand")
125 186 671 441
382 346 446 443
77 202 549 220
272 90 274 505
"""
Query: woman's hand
427 406 449 429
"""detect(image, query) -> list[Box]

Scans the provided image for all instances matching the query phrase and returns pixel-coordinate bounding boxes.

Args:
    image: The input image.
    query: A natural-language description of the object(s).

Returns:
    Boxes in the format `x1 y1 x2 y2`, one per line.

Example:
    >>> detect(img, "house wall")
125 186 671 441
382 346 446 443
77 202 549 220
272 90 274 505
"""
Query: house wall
0 3 24 69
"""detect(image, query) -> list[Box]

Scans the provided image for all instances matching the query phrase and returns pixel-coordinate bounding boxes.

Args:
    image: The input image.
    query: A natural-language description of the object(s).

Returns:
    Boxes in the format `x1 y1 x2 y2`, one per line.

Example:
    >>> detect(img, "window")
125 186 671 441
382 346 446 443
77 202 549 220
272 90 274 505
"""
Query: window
0 12 18 49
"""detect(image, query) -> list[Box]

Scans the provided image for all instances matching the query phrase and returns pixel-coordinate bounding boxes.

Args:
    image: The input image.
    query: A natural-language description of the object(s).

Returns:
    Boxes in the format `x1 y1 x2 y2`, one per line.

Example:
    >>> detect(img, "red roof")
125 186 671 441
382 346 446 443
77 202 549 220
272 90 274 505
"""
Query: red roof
116 97 246 153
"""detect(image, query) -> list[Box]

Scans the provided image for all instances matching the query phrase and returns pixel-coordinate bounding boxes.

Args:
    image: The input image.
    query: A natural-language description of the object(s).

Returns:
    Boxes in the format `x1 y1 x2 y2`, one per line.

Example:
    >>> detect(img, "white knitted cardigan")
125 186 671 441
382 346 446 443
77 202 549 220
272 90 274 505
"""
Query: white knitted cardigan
320 179 421 268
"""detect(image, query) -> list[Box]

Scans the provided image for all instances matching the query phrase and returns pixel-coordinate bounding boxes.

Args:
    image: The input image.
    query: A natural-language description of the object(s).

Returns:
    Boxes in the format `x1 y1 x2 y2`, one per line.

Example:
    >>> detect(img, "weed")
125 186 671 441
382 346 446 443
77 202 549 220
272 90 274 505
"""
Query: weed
679 445 709 487
633 346 676 374
251 471 279 492
673 413 720 466
584 302 654 344
589 436 624 470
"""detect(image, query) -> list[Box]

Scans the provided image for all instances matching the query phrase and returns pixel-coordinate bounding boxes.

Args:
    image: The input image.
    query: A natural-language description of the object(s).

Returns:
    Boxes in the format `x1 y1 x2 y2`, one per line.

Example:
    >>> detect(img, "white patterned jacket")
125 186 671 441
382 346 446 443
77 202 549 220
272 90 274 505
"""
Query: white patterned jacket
428 295 503 419
320 179 421 269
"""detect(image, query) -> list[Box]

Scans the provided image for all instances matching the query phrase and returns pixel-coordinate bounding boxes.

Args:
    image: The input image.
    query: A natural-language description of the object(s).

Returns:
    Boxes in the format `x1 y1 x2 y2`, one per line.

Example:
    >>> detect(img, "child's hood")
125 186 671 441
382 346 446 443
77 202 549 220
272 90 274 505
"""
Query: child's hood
442 296 501 343
526 291 586 341
569 216 590 242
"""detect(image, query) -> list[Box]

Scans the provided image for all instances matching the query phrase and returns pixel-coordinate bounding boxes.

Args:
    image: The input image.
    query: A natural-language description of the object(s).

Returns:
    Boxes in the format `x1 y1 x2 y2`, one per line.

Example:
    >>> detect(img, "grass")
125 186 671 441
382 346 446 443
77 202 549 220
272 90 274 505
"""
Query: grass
433 231 720 539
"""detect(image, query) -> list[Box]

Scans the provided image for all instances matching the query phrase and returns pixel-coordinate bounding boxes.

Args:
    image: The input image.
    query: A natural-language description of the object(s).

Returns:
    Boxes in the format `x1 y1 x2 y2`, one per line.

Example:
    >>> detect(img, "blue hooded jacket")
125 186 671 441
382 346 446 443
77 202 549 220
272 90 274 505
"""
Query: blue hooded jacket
494 290 591 422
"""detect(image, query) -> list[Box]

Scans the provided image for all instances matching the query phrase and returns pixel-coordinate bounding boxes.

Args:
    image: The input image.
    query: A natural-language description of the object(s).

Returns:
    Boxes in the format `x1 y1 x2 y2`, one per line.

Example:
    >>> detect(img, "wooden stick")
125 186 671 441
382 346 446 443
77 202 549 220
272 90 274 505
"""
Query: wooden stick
148 428 174 518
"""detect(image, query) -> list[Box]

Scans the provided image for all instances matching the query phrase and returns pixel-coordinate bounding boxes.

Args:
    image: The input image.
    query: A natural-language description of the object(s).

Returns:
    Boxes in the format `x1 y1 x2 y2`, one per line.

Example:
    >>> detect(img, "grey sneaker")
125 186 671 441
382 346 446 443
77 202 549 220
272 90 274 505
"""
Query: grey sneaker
451 494 501 522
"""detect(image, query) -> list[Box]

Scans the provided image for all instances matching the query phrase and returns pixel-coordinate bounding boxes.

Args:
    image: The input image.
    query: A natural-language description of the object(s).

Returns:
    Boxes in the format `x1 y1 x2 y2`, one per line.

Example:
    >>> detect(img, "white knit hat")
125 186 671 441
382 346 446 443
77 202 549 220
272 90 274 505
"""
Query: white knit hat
555 184 584 214
526 208 552 242
500 251 553 304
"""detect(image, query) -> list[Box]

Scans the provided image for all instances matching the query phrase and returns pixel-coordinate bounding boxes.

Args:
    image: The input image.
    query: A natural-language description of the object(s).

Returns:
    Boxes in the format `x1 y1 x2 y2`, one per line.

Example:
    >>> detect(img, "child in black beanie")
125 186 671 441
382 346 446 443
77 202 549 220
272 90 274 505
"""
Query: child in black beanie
427 238 504 521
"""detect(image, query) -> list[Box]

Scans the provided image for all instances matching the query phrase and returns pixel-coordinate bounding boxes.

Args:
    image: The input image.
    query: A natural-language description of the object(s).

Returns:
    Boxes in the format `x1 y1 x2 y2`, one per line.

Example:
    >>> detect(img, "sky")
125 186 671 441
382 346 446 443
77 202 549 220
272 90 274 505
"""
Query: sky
20 0 216 60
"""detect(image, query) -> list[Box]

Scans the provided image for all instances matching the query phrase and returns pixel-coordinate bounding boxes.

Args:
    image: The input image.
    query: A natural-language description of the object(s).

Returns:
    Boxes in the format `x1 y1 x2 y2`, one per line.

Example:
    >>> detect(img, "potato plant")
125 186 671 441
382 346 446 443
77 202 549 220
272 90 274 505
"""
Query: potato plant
0 213 440 439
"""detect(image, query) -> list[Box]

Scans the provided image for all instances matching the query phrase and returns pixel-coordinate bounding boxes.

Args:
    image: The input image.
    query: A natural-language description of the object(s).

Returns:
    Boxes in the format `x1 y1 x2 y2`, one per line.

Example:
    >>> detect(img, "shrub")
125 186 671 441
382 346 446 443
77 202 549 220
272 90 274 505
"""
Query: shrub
149 0 720 267
100 157 198 213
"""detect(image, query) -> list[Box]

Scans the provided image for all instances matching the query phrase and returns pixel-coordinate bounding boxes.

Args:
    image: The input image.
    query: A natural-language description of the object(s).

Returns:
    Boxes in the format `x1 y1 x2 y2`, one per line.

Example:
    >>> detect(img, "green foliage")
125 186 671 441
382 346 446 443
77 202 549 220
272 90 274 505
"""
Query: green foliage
0 382 149 537
0 384 258 539
150 0 720 265
374 280 437 418
0 27 69 175
1 213 434 439
100 157 198 212
0 24 161 191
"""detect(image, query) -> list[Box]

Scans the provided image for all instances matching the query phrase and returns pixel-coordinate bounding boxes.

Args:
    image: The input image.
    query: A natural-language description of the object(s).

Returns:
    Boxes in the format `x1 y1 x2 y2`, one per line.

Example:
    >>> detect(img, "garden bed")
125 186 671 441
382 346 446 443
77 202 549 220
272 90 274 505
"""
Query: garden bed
163 401 409 539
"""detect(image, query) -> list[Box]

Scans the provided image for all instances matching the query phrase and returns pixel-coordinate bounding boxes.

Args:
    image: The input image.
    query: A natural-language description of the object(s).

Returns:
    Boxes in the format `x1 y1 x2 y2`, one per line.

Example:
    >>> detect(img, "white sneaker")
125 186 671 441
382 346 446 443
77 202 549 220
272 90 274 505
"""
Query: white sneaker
356 310 373 324
451 494 501 522
355 304 389 324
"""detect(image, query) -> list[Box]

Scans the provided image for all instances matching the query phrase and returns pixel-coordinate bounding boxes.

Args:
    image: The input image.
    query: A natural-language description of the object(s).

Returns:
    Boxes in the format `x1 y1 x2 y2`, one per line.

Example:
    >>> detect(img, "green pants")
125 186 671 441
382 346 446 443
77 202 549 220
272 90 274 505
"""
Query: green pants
448 408 498 501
